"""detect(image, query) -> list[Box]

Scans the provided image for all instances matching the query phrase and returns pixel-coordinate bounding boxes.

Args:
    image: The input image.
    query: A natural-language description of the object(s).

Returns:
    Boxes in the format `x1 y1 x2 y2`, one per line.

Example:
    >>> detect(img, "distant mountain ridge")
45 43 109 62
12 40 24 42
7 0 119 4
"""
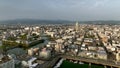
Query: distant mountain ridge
0 19 73 25
0 19 120 25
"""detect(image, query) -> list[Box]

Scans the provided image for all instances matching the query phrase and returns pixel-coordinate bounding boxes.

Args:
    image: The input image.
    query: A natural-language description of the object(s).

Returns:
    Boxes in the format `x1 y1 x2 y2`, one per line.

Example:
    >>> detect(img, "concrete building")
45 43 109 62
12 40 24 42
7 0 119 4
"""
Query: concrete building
28 48 34 56
39 48 51 59
22 57 38 68
28 57 38 68
116 52 120 61
97 51 107 60
55 43 62 52
0 55 15 68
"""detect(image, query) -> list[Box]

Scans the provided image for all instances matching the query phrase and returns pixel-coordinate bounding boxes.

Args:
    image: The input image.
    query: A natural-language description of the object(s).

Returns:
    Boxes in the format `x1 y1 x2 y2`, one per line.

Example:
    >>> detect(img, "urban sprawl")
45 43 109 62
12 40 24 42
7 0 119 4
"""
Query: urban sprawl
0 22 120 68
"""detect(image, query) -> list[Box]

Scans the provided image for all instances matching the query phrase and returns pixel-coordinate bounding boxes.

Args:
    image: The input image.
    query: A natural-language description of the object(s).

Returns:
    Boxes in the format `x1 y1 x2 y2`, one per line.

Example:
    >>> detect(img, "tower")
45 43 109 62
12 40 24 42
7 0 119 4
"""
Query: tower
75 21 79 32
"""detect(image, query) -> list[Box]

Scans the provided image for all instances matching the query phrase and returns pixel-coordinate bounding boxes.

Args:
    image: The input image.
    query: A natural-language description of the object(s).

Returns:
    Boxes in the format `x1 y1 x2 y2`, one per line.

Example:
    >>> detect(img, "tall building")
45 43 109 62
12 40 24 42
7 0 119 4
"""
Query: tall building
75 21 79 32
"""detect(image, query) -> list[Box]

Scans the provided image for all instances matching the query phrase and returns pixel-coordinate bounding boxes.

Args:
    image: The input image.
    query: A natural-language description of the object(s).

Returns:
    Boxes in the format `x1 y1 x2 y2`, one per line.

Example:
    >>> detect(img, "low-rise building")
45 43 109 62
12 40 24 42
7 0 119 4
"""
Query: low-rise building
0 55 15 68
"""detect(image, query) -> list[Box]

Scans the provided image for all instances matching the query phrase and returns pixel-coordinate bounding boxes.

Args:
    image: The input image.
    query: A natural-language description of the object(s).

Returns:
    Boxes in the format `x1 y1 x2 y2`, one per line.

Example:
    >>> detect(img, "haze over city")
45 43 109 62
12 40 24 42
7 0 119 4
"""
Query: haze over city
1 0 120 21
1 0 120 68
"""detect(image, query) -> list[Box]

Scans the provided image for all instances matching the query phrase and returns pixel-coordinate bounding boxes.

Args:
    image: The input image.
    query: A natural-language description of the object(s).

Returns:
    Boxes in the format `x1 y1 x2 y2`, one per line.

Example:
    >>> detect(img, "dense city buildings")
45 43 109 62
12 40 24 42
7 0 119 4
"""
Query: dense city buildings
1 0 120 68
0 23 120 68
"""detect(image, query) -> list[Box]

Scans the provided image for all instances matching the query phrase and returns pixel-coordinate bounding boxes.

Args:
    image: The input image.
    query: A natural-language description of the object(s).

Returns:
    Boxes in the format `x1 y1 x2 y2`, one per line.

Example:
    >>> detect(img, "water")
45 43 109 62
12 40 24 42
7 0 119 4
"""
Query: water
54 59 64 68
59 60 104 68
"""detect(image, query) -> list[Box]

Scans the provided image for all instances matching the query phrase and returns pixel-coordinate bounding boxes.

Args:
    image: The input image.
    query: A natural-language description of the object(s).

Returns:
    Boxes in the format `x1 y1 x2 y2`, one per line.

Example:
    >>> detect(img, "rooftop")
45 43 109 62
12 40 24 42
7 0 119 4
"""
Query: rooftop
0 55 11 64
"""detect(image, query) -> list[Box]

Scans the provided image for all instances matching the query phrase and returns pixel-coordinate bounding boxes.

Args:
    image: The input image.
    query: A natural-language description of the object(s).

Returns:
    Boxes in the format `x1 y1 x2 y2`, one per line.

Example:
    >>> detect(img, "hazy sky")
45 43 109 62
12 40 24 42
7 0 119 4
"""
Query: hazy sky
0 0 120 21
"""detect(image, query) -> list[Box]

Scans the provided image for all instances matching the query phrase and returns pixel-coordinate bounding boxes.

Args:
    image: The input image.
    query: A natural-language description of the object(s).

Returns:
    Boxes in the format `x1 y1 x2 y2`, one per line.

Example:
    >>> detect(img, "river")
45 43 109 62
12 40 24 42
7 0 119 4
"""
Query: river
59 60 104 68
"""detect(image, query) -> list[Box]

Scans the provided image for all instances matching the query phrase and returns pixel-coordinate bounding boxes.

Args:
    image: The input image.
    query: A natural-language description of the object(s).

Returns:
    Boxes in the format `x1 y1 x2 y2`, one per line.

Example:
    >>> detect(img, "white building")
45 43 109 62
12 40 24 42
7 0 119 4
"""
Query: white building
39 49 51 59
55 44 62 52
97 50 107 60
22 57 38 68
28 48 34 56
28 57 38 68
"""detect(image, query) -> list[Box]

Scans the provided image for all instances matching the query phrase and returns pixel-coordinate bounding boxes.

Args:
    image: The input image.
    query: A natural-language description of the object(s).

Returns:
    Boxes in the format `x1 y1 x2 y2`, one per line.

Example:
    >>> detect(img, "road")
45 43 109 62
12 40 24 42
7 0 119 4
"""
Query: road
77 29 87 55
35 55 120 68
36 56 61 68
96 32 109 54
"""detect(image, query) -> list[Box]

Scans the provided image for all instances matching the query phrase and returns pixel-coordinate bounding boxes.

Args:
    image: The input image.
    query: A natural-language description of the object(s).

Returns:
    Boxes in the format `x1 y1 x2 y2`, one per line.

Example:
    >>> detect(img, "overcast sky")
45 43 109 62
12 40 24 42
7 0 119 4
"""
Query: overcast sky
0 0 120 21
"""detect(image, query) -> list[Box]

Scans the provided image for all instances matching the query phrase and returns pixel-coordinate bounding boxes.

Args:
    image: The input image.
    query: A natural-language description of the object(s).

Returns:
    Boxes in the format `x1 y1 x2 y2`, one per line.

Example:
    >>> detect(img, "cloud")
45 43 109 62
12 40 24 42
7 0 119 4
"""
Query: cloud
0 0 120 21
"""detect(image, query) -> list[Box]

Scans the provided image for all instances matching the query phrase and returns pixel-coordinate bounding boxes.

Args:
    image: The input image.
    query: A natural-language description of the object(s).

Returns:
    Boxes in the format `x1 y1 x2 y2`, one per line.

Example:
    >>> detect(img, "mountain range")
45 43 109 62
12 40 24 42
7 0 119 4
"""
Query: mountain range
0 19 120 25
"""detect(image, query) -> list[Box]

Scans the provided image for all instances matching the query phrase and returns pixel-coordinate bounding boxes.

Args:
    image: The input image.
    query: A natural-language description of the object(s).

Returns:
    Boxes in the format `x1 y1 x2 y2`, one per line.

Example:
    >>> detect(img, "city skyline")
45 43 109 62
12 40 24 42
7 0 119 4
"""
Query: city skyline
1 0 120 21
